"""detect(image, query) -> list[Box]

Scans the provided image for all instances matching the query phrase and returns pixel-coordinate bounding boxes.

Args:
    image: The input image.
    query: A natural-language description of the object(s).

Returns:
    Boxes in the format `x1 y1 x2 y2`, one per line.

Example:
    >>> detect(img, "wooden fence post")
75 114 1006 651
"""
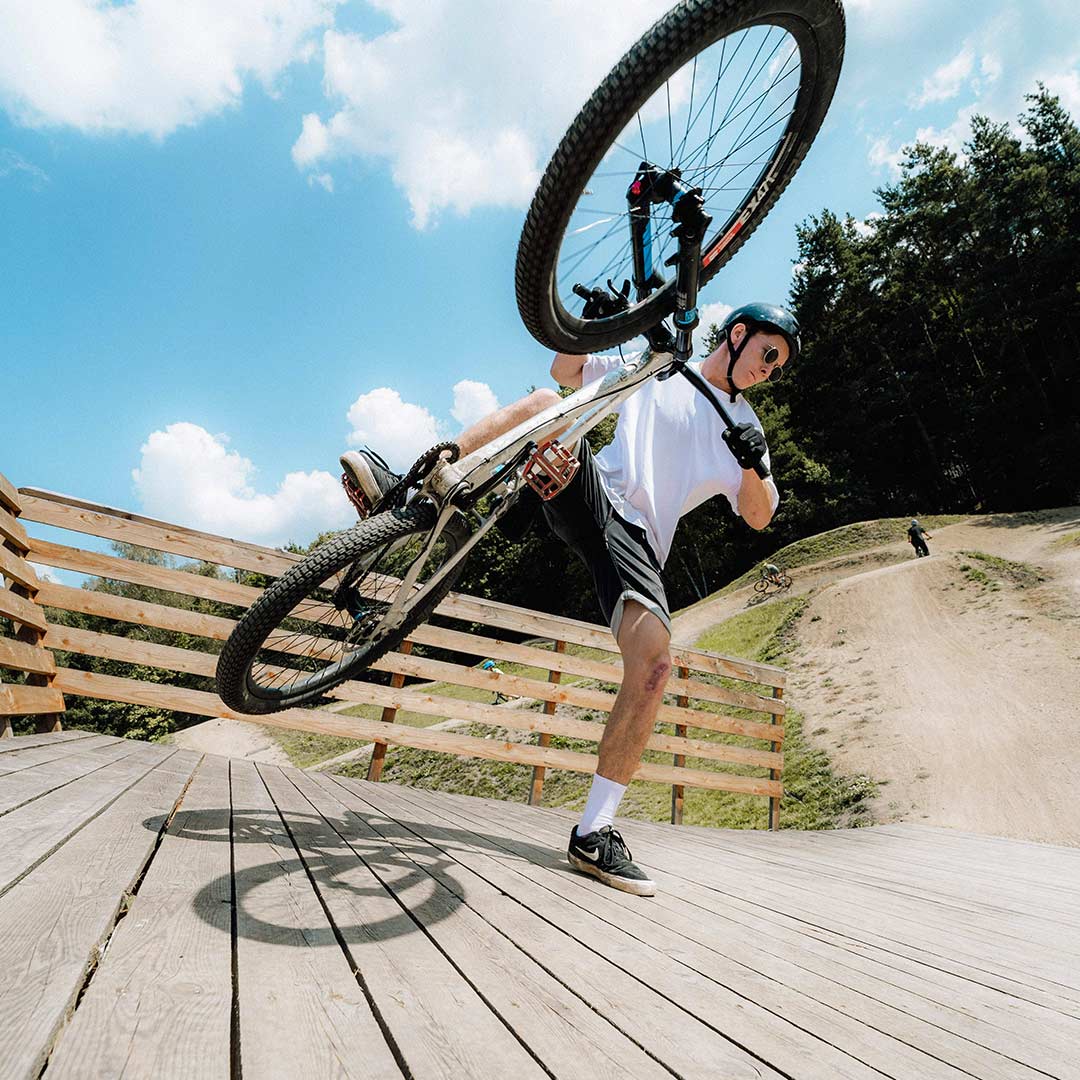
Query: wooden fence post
528 639 565 806
0 475 62 735
768 686 783 830
367 639 412 782
670 665 690 824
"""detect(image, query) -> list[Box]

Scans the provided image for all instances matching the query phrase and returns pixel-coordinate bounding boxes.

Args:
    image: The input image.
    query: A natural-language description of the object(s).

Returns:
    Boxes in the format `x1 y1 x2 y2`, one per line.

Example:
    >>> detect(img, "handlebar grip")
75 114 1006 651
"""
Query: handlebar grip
753 460 771 480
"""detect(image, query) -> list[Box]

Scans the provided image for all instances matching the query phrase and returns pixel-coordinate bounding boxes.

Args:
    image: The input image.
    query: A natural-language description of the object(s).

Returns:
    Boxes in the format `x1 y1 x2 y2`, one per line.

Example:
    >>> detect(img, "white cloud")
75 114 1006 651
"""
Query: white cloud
915 104 983 158
450 380 499 429
851 212 882 238
292 0 672 227
132 422 353 546
1044 67 1080 116
0 0 338 137
980 53 1003 86
698 301 734 331
345 387 445 471
914 47 974 108
868 135 905 178
0 147 49 188
307 172 334 193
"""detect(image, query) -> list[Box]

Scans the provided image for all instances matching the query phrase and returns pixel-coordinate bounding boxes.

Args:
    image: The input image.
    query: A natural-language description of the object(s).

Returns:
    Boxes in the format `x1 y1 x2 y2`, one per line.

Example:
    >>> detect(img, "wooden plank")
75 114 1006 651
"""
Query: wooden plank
0 585 48 633
0 730 96 755
0 505 30 555
43 754 234 1078
292 768 688 1080
47 623 785 761
0 743 171 894
409 620 783 705
0 684 65 716
332 677 784 771
227 760 400 1079
50 668 783 797
0 634 56 676
20 492 299 578
30 535 262 609
421 791 1066 1080
0 734 117 774
0 473 20 515
18 488 293 566
0 748 200 1080
369 646 783 721
33 540 781 699
340 778 887 1080
37 580 236 640
257 763 551 1080
0 738 139 815
0 544 38 592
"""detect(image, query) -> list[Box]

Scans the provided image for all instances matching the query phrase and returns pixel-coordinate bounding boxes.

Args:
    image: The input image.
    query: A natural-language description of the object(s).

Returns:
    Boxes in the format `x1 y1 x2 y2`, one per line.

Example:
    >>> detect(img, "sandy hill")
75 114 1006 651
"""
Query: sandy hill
674 510 1080 845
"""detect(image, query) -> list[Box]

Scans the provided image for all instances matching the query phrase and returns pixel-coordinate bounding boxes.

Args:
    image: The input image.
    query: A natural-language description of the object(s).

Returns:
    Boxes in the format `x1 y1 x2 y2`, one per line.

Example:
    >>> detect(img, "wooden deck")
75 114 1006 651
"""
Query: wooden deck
1 732 1077 1079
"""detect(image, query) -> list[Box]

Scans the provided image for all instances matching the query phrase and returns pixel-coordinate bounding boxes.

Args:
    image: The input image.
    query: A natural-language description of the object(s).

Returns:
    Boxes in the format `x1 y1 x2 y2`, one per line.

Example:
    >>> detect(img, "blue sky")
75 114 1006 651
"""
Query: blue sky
2 0 1078 552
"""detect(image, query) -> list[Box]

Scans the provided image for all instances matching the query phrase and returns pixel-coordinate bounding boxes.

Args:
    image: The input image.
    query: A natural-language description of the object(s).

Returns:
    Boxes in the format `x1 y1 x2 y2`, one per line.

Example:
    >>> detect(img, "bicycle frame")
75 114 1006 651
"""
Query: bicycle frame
373 170 735 632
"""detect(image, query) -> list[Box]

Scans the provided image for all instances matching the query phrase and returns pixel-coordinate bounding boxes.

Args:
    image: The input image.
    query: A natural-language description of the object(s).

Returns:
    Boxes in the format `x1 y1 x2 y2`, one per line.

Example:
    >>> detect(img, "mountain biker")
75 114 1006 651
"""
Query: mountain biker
908 518 932 557
761 561 784 586
341 301 798 896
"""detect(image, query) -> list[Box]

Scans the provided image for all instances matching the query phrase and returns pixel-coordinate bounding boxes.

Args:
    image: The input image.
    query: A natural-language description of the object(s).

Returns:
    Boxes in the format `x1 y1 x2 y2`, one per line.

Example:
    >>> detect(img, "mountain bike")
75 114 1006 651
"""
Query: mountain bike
216 0 845 715
754 569 793 593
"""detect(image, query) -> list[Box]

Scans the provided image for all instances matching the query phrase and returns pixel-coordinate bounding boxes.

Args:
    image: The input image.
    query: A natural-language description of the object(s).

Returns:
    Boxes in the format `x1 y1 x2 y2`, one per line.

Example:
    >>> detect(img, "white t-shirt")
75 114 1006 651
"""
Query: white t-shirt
582 352 780 566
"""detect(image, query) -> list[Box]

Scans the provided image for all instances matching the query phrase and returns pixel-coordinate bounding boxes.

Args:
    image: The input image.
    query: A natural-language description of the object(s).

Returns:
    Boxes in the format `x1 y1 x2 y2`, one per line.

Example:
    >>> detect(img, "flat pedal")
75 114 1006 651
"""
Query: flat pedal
523 440 580 500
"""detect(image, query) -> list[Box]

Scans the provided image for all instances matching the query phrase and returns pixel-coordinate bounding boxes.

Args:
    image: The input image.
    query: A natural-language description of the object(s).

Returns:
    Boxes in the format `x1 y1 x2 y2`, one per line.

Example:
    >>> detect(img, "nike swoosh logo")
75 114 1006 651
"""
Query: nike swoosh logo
576 847 601 862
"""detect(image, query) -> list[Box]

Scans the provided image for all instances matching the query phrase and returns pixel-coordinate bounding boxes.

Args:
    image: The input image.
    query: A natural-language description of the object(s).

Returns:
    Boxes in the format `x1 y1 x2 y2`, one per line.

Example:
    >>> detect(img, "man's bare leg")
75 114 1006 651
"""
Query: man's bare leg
597 600 672 783
454 387 562 456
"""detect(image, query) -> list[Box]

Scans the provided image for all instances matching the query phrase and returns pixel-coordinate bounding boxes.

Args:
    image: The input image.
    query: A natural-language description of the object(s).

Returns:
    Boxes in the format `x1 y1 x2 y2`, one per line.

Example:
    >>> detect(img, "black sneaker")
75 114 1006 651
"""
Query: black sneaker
567 825 656 896
340 448 402 517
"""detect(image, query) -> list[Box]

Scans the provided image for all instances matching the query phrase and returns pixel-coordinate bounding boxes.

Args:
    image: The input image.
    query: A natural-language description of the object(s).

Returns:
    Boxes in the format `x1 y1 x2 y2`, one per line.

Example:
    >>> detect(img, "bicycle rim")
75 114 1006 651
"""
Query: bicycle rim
238 509 464 708
516 0 845 352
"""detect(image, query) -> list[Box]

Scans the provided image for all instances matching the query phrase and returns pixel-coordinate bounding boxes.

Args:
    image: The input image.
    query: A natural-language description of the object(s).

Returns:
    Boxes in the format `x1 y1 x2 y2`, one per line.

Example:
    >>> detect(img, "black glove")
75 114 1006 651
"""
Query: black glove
722 422 767 471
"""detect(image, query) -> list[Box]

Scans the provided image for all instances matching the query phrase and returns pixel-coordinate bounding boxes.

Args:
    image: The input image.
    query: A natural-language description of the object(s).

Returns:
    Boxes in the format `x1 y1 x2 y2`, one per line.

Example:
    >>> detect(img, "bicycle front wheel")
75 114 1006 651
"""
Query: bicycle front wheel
216 503 465 714
516 0 845 353
754 577 769 593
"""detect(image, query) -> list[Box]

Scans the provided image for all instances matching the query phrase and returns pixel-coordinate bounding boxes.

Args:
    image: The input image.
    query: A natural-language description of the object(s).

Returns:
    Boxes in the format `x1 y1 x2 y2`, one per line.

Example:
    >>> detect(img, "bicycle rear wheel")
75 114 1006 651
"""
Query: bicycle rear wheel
516 0 845 353
216 503 465 714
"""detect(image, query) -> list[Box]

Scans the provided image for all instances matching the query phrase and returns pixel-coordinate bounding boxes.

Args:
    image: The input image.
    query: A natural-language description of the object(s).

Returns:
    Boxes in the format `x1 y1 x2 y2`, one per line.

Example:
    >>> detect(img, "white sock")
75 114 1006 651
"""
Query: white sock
578 775 627 836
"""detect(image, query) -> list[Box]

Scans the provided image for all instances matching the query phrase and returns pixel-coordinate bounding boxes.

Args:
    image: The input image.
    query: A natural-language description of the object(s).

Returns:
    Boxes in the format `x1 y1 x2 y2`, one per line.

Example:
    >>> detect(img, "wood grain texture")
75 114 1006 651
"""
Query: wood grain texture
229 759 400 1079
43 754 234 1079
0 746 199 1080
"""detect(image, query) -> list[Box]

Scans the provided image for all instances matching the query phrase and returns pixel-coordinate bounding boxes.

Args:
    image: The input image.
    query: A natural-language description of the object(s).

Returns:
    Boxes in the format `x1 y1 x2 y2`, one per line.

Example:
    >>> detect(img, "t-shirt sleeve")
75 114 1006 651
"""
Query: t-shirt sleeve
582 351 640 385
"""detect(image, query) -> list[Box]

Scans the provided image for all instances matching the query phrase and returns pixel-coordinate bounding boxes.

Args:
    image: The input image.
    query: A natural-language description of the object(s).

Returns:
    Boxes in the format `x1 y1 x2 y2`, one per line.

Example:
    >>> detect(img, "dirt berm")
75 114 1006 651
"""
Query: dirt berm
674 510 1080 846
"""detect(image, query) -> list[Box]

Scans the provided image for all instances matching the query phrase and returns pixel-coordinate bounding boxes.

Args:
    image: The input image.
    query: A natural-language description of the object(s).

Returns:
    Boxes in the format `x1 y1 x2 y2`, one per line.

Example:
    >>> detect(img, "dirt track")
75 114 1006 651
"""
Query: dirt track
674 511 1080 845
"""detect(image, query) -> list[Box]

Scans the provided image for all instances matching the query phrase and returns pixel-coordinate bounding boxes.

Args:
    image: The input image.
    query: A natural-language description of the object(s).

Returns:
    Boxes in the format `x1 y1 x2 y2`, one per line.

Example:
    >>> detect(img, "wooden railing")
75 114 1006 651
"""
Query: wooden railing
3 476 787 825
0 475 64 736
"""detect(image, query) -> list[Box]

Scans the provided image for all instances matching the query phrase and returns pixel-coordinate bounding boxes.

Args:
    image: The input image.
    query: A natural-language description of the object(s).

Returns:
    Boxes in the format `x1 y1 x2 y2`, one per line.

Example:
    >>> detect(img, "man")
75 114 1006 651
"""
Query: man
908 518 932 557
341 302 798 896
762 561 784 586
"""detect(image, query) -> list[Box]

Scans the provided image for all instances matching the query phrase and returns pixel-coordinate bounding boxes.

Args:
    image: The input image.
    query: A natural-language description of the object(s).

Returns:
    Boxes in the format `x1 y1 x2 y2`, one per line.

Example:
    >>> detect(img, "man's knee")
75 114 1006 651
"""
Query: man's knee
618 604 672 695
529 387 562 412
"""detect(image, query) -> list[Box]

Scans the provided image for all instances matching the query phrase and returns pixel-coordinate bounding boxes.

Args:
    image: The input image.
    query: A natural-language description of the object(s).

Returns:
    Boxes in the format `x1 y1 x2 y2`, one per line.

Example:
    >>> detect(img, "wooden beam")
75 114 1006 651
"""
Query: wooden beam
0 635 57 677
0 684 66 715
49 668 783 798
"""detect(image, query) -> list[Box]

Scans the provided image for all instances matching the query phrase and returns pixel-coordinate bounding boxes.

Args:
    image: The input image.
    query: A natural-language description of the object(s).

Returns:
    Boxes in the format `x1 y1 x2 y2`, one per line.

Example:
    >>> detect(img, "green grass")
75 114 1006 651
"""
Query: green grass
958 550 1045 590
333 592 877 831
1050 529 1080 550
677 515 969 611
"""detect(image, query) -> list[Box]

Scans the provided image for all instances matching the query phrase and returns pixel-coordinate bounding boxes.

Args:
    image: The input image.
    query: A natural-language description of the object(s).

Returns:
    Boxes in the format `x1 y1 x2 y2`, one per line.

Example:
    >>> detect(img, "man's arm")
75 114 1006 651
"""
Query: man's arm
736 470 777 531
551 352 587 388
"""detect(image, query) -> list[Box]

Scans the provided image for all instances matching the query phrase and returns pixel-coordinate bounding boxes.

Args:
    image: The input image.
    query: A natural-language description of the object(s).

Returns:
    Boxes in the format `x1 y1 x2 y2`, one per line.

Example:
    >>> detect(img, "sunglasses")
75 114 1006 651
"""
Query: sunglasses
761 343 785 383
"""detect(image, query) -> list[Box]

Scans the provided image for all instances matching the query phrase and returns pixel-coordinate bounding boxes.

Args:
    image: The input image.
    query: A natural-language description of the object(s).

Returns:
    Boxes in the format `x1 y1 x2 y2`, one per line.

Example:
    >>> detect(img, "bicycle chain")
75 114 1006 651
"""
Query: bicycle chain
376 441 460 512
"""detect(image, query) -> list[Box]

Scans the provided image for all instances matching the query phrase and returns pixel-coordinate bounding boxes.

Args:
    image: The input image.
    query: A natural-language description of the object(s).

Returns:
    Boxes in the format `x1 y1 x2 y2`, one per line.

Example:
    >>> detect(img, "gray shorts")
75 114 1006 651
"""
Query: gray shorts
541 447 670 639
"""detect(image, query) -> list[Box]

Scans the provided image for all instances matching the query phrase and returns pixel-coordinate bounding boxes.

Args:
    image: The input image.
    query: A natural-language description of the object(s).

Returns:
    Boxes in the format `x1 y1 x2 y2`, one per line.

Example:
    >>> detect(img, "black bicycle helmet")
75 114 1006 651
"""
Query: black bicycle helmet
719 302 801 402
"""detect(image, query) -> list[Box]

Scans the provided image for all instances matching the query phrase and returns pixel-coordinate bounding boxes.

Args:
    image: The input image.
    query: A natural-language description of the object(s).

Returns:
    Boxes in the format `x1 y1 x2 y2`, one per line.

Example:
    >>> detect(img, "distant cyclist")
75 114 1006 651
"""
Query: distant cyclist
481 659 509 704
907 519 933 558
761 561 785 586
